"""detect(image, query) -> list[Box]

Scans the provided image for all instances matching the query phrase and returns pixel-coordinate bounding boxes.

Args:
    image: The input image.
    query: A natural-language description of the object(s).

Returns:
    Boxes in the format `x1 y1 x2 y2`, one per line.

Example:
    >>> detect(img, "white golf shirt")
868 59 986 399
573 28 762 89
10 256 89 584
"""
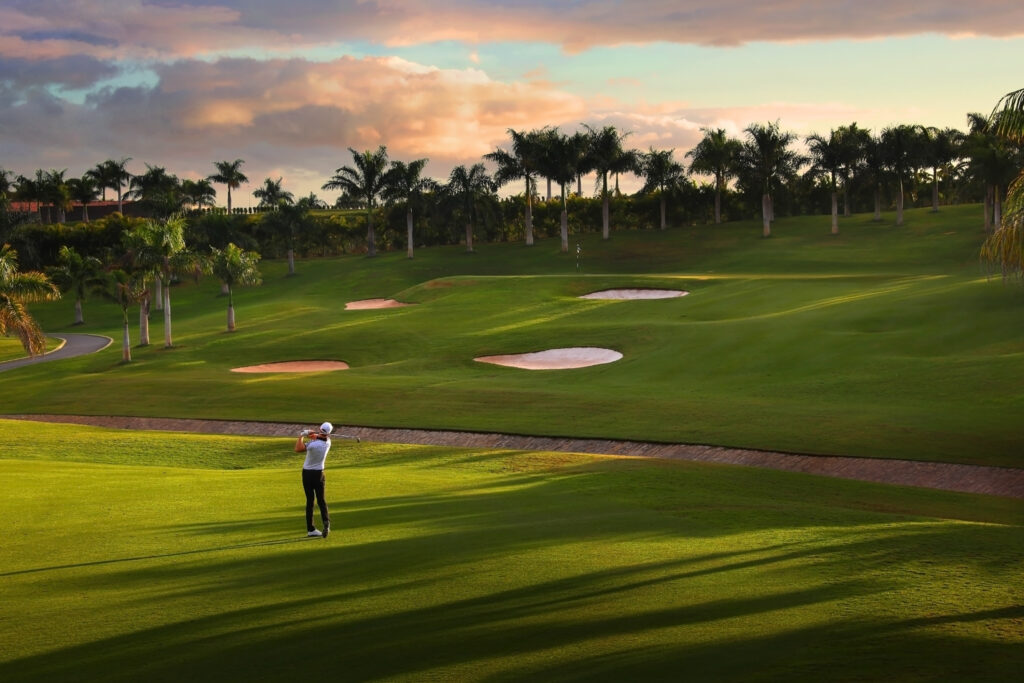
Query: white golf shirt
302 437 331 471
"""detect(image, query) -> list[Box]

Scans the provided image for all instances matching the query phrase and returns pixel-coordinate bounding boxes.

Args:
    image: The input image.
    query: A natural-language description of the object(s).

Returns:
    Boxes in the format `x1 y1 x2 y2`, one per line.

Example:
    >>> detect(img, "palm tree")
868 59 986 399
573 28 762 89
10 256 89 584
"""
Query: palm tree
98 267 145 362
0 244 60 356
67 175 99 222
862 135 888 222
262 198 314 275
981 87 1024 278
918 126 961 212
687 128 741 225
535 129 582 252
208 159 249 214
210 243 262 332
129 217 205 348
383 158 431 259
42 169 71 224
0 168 12 209
180 179 217 212
128 164 183 218
323 146 389 257
446 164 496 253
485 128 544 246
834 123 871 217
805 131 843 234
738 122 803 237
14 174 43 221
252 177 294 210
93 158 132 213
48 245 103 325
879 125 922 226
638 148 686 230
584 124 638 240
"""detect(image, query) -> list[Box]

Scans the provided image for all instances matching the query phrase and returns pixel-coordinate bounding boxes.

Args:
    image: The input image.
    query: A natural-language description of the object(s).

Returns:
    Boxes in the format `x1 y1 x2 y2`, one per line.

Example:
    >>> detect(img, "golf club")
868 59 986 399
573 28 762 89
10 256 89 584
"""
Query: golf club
301 428 361 443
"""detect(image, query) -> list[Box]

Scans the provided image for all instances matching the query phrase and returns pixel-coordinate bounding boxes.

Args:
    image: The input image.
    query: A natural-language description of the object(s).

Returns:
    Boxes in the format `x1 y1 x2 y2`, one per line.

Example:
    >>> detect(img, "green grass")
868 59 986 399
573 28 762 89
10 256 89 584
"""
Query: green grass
0 419 1021 682
0 337 58 363
4 205 1023 466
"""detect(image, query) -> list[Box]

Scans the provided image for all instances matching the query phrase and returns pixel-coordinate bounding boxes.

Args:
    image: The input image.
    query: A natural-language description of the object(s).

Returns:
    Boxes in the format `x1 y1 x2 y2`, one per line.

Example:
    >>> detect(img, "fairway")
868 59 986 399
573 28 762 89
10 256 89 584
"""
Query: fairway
1 420 1021 682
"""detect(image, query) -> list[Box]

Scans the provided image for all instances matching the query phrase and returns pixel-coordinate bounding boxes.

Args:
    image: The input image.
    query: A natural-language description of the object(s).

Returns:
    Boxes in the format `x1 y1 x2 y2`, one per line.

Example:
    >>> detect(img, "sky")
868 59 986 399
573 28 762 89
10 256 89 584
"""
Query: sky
1 0 1023 204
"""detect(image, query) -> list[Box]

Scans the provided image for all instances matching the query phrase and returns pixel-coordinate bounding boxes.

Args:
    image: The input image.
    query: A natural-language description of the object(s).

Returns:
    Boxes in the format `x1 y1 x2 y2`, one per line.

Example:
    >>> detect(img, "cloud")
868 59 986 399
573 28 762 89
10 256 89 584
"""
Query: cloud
0 55 118 88
2 1 1023 61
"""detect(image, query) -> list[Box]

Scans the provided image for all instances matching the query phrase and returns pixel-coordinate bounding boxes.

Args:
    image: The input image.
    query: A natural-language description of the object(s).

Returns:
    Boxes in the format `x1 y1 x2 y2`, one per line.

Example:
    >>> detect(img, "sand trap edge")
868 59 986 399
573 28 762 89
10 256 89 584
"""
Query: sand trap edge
231 360 350 373
345 299 414 310
579 288 689 300
474 347 623 370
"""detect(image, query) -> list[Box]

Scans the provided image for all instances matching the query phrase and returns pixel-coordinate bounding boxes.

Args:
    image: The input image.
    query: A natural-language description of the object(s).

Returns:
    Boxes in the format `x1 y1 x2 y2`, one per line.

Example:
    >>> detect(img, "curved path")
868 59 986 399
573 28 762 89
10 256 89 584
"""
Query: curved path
3 413 1022 499
0 333 112 372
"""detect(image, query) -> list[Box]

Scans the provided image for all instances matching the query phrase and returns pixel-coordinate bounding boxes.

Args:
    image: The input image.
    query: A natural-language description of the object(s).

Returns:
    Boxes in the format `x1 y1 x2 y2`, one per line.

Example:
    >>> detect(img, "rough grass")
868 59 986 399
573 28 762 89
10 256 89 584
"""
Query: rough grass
0 419 1021 682
5 205 1024 467
0 337 57 363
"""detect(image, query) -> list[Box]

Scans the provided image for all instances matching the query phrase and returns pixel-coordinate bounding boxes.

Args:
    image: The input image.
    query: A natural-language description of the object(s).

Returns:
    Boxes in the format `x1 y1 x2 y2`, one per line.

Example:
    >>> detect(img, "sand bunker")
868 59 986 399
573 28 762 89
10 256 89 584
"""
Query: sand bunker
475 347 623 370
231 360 350 373
580 288 688 300
345 299 413 310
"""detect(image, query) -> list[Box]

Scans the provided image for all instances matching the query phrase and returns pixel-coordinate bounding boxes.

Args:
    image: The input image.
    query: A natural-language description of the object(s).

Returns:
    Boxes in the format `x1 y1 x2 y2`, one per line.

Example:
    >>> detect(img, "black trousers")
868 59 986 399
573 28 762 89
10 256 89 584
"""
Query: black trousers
302 468 329 531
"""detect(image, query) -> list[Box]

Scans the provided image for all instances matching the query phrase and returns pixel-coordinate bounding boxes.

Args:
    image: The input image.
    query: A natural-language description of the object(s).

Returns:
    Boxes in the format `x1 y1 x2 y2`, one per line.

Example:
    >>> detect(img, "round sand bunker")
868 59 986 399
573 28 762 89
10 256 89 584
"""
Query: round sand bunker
580 288 688 300
475 347 622 370
345 299 412 310
231 360 349 373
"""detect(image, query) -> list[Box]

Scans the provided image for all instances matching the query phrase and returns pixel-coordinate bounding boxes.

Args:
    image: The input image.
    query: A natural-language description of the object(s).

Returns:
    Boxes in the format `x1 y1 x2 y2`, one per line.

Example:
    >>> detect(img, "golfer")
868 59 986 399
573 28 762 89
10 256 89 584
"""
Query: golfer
294 421 333 538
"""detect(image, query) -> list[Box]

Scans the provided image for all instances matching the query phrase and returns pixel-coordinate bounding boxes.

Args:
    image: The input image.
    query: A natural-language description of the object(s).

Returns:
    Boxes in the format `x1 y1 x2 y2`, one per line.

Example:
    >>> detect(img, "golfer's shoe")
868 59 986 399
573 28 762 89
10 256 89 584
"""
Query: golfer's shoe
307 529 323 538
322 524 330 539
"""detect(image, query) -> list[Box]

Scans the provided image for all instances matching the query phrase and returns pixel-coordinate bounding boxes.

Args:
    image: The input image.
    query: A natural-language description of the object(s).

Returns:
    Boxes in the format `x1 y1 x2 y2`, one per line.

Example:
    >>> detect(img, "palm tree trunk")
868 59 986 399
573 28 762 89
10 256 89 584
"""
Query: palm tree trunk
874 185 882 222
525 178 534 246
154 277 163 311
406 207 414 259
82 204 90 223
762 193 771 237
831 191 839 235
366 207 376 257
560 209 568 253
896 179 904 226
994 185 1002 231
984 186 993 232
117 186 123 214
74 298 84 325
122 316 132 362
577 174 582 196
465 222 474 252
546 178 552 201
163 282 172 348
602 174 610 240
139 296 150 346
843 186 850 217
220 282 229 295
227 186 233 214
227 287 235 332
287 248 295 275
659 195 667 230
931 170 939 212
714 185 722 224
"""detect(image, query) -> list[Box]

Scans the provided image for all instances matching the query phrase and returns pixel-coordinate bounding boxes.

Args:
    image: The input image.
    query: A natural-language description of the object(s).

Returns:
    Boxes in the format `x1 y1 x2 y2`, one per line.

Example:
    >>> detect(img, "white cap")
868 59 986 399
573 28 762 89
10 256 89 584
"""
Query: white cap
320 422 333 434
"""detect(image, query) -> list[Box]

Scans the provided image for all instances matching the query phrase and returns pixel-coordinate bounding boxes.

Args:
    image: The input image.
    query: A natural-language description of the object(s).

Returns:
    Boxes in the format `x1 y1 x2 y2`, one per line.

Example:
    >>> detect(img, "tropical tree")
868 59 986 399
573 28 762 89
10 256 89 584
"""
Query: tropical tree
252 177 294 209
323 146 389 257
445 164 496 253
263 199 314 275
638 148 686 230
48 245 103 325
127 164 183 217
981 87 1024 278
485 128 544 246
918 126 961 212
67 175 99 222
879 125 921 226
98 267 145 362
208 159 249 214
14 173 43 221
180 179 217 212
584 124 638 240
117 230 156 345
687 128 741 225
738 121 803 237
0 244 60 356
42 169 71 223
382 158 431 259
210 243 262 332
805 130 843 234
535 129 581 252
93 158 132 213
129 217 205 348
862 135 888 222
834 123 871 217
0 168 12 210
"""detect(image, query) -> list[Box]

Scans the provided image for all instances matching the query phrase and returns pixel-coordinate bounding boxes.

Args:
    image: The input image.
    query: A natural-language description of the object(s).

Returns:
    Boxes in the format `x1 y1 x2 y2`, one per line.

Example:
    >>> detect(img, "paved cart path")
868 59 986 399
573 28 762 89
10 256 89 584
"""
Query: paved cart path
0 334 111 372
4 413 1022 499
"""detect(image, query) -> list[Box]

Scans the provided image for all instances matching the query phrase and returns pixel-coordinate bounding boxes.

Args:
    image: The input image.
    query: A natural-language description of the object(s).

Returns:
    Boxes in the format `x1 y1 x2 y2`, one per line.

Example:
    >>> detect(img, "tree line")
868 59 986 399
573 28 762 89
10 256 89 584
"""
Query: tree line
2 88 1023 358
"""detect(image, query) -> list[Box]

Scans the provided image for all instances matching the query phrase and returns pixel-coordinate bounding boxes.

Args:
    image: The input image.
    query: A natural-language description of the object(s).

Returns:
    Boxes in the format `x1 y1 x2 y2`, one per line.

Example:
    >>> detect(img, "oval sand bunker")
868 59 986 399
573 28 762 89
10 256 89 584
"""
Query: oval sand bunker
345 299 412 310
580 288 688 300
475 347 622 370
232 360 349 373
